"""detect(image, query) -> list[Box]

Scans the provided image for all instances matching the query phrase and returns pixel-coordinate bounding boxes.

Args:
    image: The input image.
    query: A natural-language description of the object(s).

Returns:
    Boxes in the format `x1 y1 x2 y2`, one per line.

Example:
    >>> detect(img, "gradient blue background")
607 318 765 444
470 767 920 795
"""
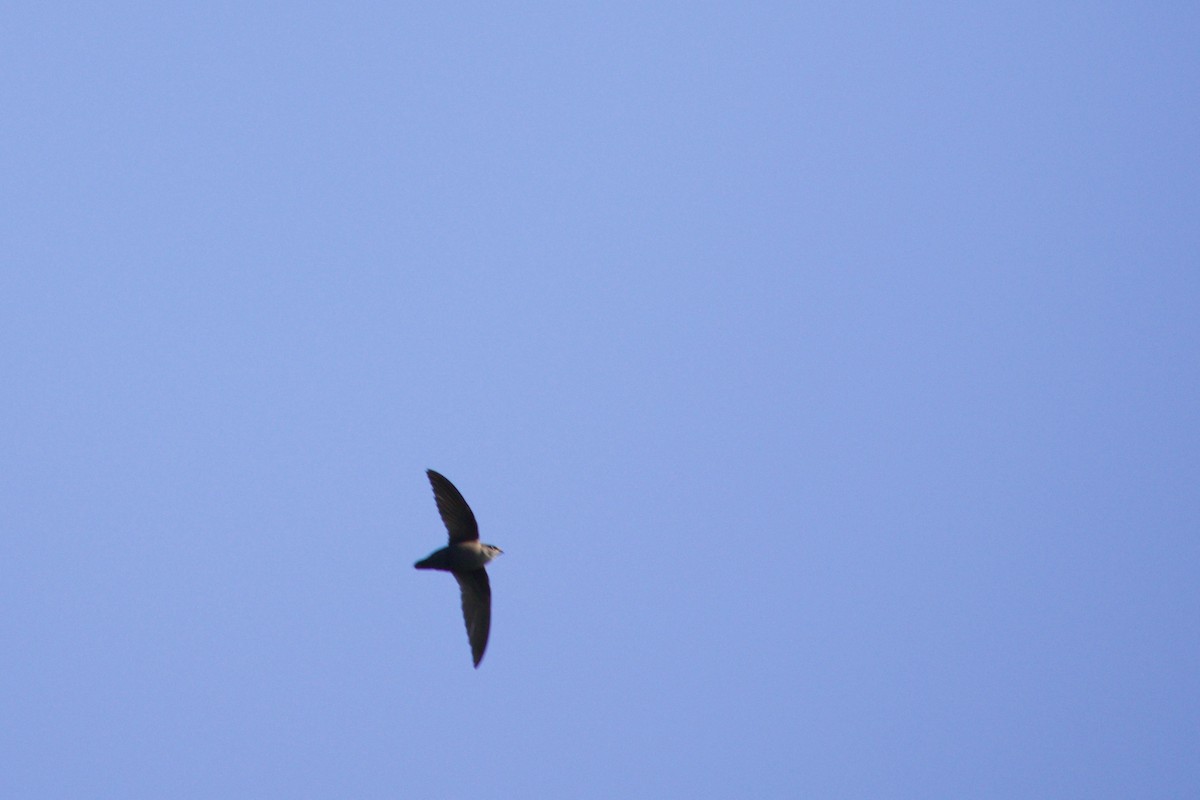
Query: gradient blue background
3 4 1198 797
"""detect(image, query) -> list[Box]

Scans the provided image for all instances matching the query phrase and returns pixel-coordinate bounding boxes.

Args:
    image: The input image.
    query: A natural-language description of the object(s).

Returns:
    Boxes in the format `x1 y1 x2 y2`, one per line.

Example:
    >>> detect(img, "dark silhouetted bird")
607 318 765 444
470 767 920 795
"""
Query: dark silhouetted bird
414 470 503 667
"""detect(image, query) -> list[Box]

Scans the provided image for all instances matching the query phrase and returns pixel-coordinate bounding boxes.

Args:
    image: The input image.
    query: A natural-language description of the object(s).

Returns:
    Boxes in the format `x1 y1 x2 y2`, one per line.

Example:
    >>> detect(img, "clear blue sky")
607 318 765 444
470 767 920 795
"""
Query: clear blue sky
3 4 1197 797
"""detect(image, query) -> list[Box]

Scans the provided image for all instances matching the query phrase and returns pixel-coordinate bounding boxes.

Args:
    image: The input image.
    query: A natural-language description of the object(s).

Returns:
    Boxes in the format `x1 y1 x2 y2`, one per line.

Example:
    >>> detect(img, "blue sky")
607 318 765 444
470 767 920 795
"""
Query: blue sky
3 3 1198 797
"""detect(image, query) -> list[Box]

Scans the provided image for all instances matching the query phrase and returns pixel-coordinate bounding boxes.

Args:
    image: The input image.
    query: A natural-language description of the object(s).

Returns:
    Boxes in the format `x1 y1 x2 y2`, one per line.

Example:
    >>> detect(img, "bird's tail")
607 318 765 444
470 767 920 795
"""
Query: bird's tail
414 550 452 570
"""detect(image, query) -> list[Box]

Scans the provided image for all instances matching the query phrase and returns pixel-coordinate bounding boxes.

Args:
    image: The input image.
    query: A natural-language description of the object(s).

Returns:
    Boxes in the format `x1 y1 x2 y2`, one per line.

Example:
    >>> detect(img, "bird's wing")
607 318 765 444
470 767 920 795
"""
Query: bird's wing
427 469 479 544
453 568 491 668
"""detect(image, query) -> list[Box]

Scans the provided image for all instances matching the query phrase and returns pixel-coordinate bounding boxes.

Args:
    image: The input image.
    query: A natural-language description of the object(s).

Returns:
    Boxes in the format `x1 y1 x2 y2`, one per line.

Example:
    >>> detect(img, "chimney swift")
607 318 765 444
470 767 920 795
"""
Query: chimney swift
414 469 503 668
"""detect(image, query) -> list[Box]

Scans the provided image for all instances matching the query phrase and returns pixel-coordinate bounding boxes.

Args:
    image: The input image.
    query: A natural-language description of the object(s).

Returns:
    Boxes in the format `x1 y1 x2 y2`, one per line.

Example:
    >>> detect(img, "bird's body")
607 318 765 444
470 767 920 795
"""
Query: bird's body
415 541 503 572
414 470 503 668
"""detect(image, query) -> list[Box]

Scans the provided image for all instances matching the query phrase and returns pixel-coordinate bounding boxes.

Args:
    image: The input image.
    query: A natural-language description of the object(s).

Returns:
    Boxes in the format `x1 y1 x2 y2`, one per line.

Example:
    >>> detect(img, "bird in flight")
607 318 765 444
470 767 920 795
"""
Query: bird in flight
414 469 503 667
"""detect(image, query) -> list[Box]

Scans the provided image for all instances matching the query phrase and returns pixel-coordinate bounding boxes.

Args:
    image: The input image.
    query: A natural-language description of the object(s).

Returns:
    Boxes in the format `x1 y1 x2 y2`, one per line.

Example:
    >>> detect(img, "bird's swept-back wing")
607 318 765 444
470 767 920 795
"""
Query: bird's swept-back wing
427 469 479 543
453 568 491 668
